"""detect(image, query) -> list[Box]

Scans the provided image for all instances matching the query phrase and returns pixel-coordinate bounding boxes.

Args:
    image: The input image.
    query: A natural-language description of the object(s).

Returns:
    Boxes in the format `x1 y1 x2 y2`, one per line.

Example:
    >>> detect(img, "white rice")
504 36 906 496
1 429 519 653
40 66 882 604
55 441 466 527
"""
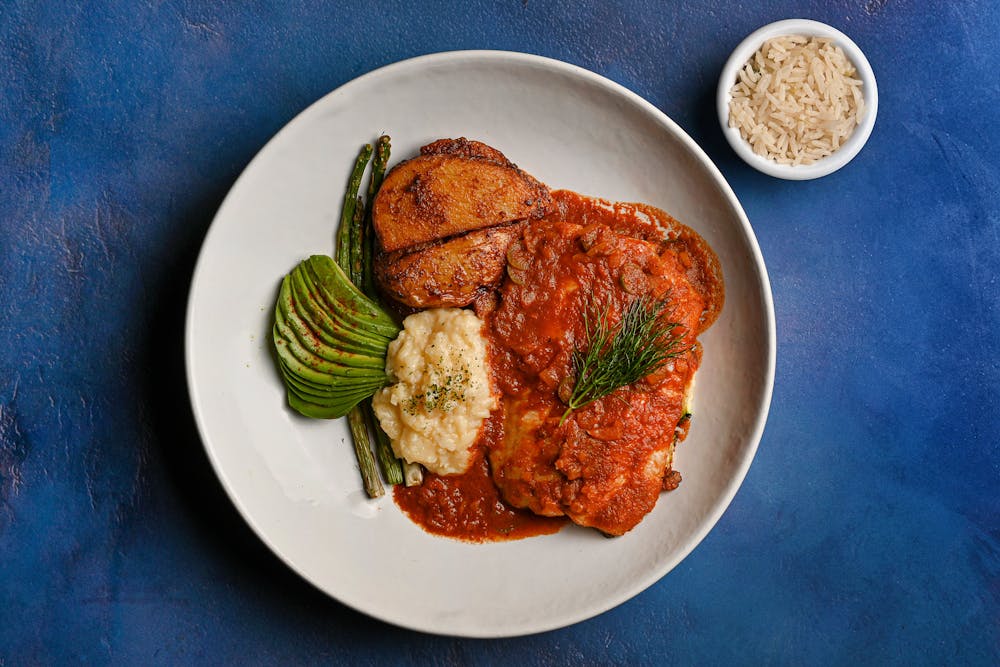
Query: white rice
728 35 865 165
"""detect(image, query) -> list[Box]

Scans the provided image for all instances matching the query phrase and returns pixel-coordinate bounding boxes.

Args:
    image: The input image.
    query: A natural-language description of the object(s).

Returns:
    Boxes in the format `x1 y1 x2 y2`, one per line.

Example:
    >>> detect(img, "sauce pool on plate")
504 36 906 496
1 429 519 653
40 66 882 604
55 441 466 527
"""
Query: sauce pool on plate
393 190 724 542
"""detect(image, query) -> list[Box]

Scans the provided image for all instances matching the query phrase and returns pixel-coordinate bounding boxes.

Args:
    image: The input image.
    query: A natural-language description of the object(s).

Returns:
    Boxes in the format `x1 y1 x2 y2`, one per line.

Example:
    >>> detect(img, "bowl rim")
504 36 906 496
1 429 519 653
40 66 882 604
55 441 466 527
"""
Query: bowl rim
716 18 879 180
184 49 778 637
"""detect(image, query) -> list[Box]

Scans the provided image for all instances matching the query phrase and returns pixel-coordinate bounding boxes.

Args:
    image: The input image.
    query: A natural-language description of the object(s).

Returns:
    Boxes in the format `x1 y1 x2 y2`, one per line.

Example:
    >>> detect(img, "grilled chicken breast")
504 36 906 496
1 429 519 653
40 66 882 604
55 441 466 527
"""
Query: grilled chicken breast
486 195 719 536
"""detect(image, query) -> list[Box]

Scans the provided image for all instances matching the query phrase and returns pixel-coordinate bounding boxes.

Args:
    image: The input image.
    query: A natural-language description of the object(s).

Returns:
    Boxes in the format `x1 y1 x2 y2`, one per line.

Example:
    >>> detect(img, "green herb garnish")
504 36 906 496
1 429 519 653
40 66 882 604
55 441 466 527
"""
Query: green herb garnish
404 368 471 415
560 296 686 424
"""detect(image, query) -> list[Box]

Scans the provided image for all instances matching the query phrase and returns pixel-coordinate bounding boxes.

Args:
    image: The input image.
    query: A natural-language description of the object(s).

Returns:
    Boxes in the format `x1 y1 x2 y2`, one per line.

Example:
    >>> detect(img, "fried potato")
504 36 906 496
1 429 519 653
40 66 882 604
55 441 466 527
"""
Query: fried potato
372 146 551 253
376 223 525 309
420 137 512 164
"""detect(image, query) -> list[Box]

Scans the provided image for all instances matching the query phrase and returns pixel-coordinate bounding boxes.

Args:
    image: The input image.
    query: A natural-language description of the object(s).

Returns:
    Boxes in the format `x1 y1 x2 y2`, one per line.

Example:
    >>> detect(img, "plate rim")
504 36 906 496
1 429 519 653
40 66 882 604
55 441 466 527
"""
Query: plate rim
184 48 777 637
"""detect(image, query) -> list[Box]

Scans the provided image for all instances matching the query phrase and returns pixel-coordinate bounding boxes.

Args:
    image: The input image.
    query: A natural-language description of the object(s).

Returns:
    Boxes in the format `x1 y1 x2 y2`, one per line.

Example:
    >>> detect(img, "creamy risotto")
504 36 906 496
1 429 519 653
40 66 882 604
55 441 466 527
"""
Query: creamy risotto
372 308 496 475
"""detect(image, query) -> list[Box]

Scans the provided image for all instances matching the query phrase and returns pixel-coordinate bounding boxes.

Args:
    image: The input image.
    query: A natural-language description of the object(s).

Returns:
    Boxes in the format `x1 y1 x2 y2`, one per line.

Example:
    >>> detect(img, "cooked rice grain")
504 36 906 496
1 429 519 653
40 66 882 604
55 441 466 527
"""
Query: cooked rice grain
728 35 864 165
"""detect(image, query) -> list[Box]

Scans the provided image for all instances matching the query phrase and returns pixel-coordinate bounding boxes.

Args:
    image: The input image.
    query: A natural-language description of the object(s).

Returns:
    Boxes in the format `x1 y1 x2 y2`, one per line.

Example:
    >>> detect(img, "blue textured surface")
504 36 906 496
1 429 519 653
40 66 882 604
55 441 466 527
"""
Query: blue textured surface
2 1 998 664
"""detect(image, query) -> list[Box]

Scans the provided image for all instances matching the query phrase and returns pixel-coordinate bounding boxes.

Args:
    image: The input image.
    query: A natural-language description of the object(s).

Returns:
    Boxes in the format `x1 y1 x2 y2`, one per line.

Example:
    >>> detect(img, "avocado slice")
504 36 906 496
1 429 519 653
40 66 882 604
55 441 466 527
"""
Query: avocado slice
285 385 378 419
271 254 400 421
277 356 381 395
277 350 385 413
273 325 386 393
276 278 387 364
286 269 391 355
273 311 386 380
301 264 397 343
292 263 396 346
273 327 342 386
276 357 344 393
305 255 396 326
299 258 388 338
274 282 388 374
303 256 400 339
278 361 384 403
275 351 385 394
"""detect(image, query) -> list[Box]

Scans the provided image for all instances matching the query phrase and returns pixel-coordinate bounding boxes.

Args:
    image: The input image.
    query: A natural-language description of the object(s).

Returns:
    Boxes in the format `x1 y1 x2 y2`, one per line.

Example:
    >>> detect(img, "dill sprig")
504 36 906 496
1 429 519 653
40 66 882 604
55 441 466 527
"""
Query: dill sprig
560 296 686 424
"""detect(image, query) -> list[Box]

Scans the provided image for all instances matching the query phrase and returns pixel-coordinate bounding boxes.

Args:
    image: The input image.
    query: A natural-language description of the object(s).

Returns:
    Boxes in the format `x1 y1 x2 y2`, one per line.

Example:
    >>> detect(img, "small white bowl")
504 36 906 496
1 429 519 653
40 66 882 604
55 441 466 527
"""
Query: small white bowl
717 18 878 180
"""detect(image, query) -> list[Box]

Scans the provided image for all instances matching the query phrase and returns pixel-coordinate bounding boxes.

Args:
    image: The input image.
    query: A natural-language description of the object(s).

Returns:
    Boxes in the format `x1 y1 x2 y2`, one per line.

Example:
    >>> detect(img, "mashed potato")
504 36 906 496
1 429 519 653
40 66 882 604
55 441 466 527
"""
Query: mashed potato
372 308 496 475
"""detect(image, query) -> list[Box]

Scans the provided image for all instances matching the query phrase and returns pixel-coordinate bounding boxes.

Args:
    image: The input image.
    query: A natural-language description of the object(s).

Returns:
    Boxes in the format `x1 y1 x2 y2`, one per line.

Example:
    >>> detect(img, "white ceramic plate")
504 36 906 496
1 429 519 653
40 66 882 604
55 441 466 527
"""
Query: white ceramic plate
185 50 775 637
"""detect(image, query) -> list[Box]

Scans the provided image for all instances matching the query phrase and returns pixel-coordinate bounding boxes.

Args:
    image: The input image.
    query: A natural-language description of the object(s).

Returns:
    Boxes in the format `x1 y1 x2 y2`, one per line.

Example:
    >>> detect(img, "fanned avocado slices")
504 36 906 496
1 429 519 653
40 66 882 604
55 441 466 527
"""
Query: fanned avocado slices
279 362 383 408
286 270 390 355
286 391 373 420
274 289 386 371
277 356 385 397
303 256 400 339
272 256 399 419
273 314 385 379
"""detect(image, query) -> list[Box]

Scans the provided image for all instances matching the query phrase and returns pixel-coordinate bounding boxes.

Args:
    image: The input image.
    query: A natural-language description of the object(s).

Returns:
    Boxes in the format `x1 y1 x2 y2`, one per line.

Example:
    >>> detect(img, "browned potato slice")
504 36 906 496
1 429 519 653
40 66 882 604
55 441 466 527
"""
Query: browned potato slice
372 152 550 253
420 137 512 164
376 223 525 309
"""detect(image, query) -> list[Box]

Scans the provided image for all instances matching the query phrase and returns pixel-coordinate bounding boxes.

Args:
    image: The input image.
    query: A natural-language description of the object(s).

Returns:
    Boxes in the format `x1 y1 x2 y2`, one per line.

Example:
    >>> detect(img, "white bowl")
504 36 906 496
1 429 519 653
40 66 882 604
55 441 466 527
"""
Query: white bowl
187 50 776 637
717 18 878 180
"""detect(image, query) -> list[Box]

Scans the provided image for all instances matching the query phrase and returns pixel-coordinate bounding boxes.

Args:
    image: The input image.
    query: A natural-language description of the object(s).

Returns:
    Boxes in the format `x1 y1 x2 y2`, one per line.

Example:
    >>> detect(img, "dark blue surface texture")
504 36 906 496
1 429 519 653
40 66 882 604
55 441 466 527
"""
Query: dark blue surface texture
2 1 998 664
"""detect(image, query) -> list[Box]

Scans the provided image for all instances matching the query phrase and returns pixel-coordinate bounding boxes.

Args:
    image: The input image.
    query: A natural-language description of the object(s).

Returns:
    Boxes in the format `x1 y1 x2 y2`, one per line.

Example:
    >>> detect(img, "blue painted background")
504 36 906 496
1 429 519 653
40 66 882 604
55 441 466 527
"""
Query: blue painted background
1 1 997 664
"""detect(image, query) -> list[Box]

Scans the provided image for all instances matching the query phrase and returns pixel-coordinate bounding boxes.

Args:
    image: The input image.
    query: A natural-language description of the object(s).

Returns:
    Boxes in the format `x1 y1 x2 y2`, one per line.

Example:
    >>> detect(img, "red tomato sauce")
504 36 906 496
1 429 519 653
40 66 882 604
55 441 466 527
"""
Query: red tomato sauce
394 190 723 541
393 410 567 542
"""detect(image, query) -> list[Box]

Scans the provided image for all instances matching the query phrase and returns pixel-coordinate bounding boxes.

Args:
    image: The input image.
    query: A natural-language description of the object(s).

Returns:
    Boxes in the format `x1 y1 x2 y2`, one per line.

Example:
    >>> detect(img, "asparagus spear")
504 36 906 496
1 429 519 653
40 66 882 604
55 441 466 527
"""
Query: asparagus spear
349 196 364 286
362 135 391 299
336 144 382 498
347 405 383 498
337 144 372 276
352 192 404 485
334 136 412 492
366 398 403 486
357 136 406 485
